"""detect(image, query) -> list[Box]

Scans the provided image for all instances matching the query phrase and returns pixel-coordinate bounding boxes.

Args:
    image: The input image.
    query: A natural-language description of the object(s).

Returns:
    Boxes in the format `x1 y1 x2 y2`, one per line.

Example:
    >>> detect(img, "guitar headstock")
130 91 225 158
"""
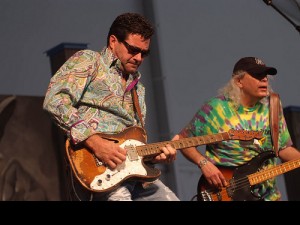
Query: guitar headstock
228 129 264 140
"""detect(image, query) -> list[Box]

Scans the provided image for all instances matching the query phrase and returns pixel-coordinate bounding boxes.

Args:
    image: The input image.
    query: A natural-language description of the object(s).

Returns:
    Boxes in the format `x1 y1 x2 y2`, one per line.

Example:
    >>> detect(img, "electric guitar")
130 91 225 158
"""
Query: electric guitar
66 126 263 193
197 151 300 201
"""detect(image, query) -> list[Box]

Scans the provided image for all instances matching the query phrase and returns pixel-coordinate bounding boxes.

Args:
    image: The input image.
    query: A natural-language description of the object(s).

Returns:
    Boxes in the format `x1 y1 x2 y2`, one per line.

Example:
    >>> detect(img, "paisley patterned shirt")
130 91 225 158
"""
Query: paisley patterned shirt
179 94 293 201
43 48 146 144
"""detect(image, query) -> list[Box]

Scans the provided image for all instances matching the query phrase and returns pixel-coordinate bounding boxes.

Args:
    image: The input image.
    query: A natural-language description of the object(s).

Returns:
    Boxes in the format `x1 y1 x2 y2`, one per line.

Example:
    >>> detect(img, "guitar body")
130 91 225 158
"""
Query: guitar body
197 151 276 201
65 127 263 193
66 126 160 193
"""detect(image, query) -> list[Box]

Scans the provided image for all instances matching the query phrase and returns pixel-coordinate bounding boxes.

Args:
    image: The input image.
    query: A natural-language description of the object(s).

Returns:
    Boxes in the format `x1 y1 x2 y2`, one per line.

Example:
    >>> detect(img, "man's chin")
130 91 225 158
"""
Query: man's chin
126 68 138 74
258 89 268 96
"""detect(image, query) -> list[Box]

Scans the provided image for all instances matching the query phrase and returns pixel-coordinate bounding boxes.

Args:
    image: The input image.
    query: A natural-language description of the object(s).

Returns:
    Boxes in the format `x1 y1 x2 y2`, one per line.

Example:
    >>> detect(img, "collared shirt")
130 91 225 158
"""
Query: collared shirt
179 94 293 201
43 48 146 144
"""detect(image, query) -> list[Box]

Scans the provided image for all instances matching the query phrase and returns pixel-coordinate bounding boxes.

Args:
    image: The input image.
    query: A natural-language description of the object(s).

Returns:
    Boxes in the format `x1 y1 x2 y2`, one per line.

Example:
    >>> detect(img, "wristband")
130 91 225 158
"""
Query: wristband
198 158 208 169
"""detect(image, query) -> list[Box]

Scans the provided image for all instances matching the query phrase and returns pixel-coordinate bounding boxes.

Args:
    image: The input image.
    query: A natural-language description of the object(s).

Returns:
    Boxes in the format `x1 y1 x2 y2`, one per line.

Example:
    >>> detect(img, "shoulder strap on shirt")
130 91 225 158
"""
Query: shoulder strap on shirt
269 92 280 157
131 87 144 128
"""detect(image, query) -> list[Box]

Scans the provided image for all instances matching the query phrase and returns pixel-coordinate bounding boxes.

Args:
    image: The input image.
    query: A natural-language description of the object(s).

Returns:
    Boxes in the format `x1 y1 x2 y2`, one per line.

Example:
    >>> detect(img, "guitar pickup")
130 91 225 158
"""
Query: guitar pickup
127 148 139 161
226 179 235 198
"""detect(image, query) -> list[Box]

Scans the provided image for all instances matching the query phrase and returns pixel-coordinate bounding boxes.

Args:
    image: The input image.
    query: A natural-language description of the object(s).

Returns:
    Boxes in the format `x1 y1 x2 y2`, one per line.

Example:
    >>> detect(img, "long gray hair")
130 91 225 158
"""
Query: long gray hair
218 70 273 109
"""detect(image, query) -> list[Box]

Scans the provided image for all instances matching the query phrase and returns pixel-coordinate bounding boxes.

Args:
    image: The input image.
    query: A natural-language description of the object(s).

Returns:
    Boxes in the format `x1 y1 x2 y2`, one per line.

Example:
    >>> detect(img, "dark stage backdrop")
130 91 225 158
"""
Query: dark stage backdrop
283 106 300 201
0 95 65 200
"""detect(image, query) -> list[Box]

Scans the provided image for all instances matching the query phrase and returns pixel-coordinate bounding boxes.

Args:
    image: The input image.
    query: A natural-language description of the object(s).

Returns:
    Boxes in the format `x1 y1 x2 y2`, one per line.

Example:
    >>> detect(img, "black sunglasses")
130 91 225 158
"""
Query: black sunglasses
121 40 150 58
249 72 268 80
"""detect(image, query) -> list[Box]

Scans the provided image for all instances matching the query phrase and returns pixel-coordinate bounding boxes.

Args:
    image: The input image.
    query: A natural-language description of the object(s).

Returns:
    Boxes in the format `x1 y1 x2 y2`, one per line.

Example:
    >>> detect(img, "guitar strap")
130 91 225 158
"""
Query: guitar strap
131 87 144 128
269 92 280 157
131 87 155 189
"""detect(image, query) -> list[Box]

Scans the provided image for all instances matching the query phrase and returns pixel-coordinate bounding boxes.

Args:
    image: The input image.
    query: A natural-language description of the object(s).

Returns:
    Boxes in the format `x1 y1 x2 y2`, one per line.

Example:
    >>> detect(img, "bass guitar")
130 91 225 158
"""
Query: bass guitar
66 126 262 193
197 151 300 201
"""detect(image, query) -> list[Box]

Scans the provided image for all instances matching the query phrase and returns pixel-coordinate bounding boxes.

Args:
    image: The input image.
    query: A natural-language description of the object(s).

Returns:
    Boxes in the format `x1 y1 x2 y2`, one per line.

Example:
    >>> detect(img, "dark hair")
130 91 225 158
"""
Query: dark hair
107 12 154 46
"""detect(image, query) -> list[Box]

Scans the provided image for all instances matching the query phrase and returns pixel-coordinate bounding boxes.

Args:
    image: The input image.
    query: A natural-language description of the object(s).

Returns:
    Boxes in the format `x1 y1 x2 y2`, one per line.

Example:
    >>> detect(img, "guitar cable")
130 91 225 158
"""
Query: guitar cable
68 163 94 201
190 194 198 201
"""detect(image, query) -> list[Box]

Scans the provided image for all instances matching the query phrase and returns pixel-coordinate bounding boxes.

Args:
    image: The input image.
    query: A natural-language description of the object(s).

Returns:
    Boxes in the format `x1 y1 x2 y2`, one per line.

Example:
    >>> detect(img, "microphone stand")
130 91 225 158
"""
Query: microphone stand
263 0 300 34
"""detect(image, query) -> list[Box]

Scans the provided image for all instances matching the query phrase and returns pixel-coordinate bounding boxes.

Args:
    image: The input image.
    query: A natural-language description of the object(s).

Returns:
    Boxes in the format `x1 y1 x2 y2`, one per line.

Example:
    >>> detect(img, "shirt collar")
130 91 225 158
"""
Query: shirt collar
101 47 141 92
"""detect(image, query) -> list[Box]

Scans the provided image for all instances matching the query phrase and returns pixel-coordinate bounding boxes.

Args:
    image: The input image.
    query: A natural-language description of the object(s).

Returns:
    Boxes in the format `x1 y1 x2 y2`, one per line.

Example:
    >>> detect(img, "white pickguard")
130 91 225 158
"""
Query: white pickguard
90 139 146 191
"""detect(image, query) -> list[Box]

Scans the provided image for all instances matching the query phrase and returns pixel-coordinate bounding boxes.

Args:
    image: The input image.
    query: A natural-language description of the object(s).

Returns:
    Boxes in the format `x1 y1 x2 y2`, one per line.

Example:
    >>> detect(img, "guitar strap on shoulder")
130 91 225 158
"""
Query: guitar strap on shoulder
131 87 144 128
269 92 280 157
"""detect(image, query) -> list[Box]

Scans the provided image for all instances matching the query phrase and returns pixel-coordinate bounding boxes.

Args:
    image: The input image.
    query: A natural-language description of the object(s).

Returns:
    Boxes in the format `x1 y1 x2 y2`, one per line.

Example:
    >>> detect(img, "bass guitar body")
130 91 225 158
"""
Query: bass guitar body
197 151 276 201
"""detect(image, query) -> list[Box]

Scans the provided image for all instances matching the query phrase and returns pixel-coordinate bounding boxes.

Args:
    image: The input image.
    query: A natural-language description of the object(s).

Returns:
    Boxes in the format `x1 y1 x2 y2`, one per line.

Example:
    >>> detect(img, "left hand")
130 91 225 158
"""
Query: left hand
151 134 179 164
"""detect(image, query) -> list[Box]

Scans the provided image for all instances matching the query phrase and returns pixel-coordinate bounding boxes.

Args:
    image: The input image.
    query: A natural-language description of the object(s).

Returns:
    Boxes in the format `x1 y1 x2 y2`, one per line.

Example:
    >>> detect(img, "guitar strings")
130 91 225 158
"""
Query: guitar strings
200 160 299 201
200 176 255 201
200 168 278 200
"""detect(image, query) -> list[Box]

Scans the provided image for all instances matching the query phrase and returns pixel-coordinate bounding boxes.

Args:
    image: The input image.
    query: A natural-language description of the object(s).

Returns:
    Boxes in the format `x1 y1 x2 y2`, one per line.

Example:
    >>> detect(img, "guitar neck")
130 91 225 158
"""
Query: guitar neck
248 158 300 185
136 132 230 157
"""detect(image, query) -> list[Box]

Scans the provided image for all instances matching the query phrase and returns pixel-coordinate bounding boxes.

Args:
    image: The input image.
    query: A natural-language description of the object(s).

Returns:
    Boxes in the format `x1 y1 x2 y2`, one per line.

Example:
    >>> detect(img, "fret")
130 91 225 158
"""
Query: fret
136 129 260 157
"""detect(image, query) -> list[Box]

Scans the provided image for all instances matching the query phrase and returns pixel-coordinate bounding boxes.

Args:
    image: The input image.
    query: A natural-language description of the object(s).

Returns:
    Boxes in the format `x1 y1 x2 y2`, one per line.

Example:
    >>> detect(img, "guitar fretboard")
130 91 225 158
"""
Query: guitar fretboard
248 158 300 185
136 132 230 157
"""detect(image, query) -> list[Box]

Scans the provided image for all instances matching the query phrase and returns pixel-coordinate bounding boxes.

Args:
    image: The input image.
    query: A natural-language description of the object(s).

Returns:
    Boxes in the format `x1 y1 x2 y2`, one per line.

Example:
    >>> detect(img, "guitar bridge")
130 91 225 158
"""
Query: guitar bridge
198 190 213 201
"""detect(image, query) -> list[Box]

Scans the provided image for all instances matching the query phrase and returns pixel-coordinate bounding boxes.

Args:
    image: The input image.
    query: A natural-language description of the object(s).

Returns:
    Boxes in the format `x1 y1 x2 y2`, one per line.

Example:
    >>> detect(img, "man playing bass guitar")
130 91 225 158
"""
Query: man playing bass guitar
177 57 300 201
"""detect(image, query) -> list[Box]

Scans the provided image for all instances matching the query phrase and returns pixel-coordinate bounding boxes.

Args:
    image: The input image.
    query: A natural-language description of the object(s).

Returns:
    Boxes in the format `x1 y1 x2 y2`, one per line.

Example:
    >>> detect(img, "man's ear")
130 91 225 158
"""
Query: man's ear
234 76 243 88
109 35 118 49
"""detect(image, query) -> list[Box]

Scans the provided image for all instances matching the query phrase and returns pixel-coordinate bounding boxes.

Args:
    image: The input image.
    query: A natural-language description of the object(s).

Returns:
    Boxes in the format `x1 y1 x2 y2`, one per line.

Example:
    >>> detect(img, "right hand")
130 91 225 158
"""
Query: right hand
84 134 127 169
200 161 228 189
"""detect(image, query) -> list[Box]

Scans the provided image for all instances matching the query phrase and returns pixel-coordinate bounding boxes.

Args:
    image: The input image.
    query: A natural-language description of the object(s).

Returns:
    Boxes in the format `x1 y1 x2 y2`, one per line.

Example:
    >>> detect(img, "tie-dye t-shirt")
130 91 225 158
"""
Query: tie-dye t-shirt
179 94 292 201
